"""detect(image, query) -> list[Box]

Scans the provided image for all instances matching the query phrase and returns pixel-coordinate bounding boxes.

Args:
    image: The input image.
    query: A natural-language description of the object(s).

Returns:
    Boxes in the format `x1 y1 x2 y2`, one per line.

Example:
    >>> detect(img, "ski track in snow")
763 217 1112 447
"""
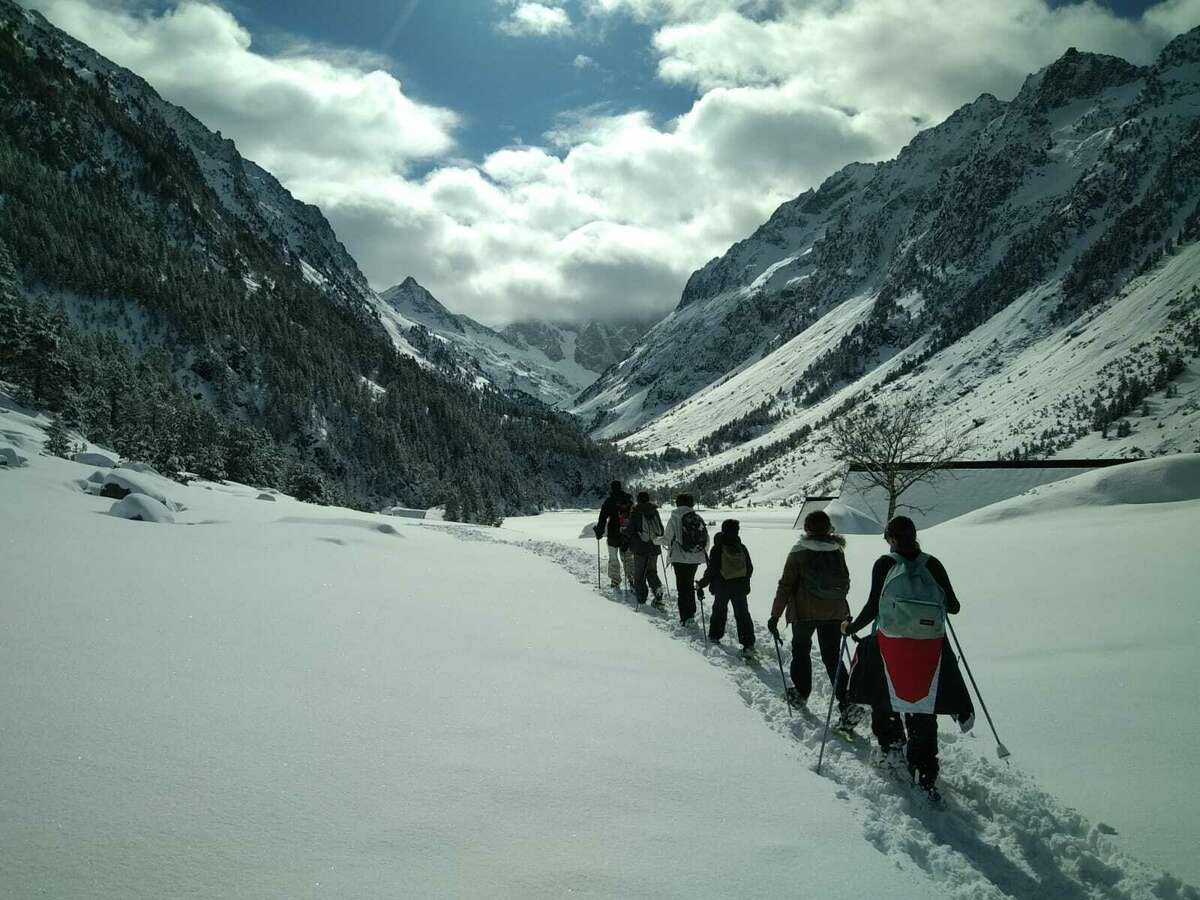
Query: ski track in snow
431 524 1198 900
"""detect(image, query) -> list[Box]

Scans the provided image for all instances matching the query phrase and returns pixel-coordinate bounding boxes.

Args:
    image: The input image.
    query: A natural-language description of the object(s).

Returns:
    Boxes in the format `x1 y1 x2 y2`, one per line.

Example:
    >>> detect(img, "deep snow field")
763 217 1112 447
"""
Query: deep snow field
2 398 1199 899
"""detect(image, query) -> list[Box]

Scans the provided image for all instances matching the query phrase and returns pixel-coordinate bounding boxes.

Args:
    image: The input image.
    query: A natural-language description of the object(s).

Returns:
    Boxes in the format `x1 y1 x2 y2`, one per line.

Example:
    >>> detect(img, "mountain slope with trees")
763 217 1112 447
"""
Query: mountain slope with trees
574 30 1200 501
0 0 618 520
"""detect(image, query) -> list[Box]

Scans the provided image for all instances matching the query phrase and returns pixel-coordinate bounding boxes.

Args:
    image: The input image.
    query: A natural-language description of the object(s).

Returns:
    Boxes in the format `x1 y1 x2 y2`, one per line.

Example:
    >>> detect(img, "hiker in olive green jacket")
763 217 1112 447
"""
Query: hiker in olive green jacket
768 510 861 728
697 519 755 652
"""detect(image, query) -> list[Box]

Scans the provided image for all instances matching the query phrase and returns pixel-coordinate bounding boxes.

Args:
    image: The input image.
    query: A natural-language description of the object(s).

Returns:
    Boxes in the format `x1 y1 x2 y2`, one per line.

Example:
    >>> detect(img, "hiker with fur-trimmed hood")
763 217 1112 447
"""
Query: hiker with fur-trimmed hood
768 510 859 729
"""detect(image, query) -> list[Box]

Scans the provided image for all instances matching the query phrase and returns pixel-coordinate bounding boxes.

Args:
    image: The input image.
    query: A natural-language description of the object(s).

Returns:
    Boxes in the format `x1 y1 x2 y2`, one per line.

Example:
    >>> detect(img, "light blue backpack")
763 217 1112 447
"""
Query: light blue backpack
876 553 946 639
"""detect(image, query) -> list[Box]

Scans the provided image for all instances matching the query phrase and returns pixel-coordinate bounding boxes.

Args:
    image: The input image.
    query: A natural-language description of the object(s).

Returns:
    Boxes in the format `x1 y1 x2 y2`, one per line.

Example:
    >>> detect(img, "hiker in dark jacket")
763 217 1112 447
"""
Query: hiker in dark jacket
842 515 974 801
623 491 665 606
697 519 755 651
594 480 634 590
768 510 859 728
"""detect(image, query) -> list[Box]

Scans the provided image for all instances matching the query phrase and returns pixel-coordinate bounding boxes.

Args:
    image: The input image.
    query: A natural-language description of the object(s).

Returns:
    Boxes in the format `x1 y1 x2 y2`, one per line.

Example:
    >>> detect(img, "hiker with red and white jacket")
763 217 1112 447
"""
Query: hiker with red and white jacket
842 515 975 802
768 510 860 729
594 480 634 590
697 519 755 653
656 493 709 626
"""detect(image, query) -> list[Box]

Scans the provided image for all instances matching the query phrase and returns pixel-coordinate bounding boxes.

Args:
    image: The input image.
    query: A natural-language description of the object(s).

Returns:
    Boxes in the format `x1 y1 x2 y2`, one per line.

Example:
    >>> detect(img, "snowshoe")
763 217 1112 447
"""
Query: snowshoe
785 687 806 707
740 645 757 662
834 703 865 733
875 744 908 774
917 779 944 807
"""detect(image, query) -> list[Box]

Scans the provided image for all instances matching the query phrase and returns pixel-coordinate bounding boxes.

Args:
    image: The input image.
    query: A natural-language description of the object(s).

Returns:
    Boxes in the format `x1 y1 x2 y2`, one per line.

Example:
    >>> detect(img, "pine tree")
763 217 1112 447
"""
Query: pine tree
43 415 72 458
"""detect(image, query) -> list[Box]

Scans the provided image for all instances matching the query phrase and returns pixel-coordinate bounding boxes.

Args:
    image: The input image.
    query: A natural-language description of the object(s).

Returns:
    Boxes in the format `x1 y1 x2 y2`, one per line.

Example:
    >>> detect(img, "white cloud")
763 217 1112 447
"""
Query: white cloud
498 2 574 37
26 0 458 188
646 0 1197 118
573 53 597 69
25 0 1200 327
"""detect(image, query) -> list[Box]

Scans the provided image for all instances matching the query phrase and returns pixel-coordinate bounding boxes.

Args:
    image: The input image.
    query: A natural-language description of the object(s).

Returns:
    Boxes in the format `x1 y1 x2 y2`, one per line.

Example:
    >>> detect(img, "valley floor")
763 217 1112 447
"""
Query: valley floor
2 402 1198 898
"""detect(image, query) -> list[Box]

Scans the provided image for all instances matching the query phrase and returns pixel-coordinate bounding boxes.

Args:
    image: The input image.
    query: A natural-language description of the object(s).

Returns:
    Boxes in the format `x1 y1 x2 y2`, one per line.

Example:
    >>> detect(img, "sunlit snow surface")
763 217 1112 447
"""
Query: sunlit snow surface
502 461 1200 893
2 398 1197 896
0 403 926 899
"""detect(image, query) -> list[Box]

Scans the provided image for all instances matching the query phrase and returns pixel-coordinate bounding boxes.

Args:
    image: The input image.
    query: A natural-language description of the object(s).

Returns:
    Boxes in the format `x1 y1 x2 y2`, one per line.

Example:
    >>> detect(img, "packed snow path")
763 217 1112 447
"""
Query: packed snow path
433 524 1198 900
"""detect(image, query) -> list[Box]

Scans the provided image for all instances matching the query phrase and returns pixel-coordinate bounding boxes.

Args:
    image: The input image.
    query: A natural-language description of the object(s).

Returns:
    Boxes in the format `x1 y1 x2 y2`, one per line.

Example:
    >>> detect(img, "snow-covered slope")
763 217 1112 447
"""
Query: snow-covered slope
575 31 1200 499
497 458 1200 889
376 277 651 407
0 405 936 898
658 241 1200 501
4 402 1199 896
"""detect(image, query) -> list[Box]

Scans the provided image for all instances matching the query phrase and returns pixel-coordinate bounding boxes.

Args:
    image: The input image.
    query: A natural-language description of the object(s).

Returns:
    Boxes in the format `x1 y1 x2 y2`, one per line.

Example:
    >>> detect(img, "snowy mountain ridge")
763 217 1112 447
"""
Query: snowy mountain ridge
3 1 374 311
574 30 1200 500
376 277 653 408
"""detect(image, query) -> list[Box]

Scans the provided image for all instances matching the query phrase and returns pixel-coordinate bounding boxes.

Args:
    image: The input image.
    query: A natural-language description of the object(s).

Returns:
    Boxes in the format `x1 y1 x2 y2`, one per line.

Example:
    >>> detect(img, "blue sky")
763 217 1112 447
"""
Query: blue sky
206 0 1161 162
231 0 699 167
28 0 1200 324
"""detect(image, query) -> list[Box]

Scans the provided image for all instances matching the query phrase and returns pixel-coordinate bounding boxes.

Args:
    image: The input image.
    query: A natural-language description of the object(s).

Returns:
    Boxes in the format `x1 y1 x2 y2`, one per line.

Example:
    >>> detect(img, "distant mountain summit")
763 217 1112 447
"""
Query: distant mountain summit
376 277 654 408
575 29 1200 500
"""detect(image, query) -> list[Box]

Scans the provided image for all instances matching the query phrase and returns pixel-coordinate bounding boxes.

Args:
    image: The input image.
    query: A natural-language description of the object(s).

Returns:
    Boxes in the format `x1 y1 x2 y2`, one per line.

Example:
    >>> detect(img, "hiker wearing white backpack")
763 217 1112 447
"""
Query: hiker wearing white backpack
657 493 709 626
842 516 975 802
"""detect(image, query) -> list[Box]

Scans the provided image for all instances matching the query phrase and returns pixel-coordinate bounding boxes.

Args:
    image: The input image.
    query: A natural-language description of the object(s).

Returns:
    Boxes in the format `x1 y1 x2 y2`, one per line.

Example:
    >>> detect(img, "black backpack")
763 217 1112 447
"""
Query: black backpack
615 496 633 532
801 551 850 601
679 510 708 554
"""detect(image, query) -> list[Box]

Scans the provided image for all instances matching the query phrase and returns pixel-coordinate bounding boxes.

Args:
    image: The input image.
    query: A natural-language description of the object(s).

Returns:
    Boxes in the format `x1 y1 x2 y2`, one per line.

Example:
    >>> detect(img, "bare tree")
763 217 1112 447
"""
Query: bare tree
828 395 974 521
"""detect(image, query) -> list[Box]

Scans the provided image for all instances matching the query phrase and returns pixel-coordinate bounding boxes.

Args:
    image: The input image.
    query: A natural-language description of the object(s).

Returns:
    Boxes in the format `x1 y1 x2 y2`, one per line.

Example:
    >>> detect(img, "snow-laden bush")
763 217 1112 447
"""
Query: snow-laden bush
75 450 118 468
0 445 28 467
100 470 185 512
109 494 175 524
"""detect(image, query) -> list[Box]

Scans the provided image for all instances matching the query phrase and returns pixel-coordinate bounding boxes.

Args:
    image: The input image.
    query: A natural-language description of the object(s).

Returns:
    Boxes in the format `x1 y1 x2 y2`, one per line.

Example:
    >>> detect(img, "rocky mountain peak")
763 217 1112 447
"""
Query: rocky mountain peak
1016 47 1145 112
1155 25 1200 71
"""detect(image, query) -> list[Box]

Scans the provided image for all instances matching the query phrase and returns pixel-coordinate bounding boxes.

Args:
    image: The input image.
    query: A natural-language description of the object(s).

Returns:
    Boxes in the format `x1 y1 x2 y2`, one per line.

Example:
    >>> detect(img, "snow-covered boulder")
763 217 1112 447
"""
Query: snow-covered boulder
256 493 277 502
109 494 175 524
117 461 161 476
74 450 118 468
0 445 29 467
100 470 185 512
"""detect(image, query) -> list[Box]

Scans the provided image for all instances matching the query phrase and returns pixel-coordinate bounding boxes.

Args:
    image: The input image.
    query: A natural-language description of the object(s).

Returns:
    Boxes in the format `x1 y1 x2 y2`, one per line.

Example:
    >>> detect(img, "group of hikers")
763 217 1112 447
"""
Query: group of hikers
594 480 976 802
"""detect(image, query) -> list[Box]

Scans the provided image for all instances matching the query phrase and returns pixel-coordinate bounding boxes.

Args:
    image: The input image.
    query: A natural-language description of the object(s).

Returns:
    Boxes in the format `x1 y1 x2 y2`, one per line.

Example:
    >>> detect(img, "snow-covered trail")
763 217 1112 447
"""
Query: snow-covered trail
3 404 941 899
435 523 1199 900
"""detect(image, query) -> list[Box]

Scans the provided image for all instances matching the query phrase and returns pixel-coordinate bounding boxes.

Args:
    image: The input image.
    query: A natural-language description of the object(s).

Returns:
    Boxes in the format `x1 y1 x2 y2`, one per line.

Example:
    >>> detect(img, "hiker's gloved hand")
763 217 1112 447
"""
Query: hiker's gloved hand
840 618 851 636
593 525 602 539
767 617 779 638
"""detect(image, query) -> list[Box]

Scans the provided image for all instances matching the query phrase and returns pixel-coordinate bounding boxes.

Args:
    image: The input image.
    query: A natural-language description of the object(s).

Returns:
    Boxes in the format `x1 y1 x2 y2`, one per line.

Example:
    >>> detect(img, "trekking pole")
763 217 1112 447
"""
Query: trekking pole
816 633 848 775
595 539 601 590
947 618 1011 760
698 586 709 648
659 552 672 602
772 634 793 715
